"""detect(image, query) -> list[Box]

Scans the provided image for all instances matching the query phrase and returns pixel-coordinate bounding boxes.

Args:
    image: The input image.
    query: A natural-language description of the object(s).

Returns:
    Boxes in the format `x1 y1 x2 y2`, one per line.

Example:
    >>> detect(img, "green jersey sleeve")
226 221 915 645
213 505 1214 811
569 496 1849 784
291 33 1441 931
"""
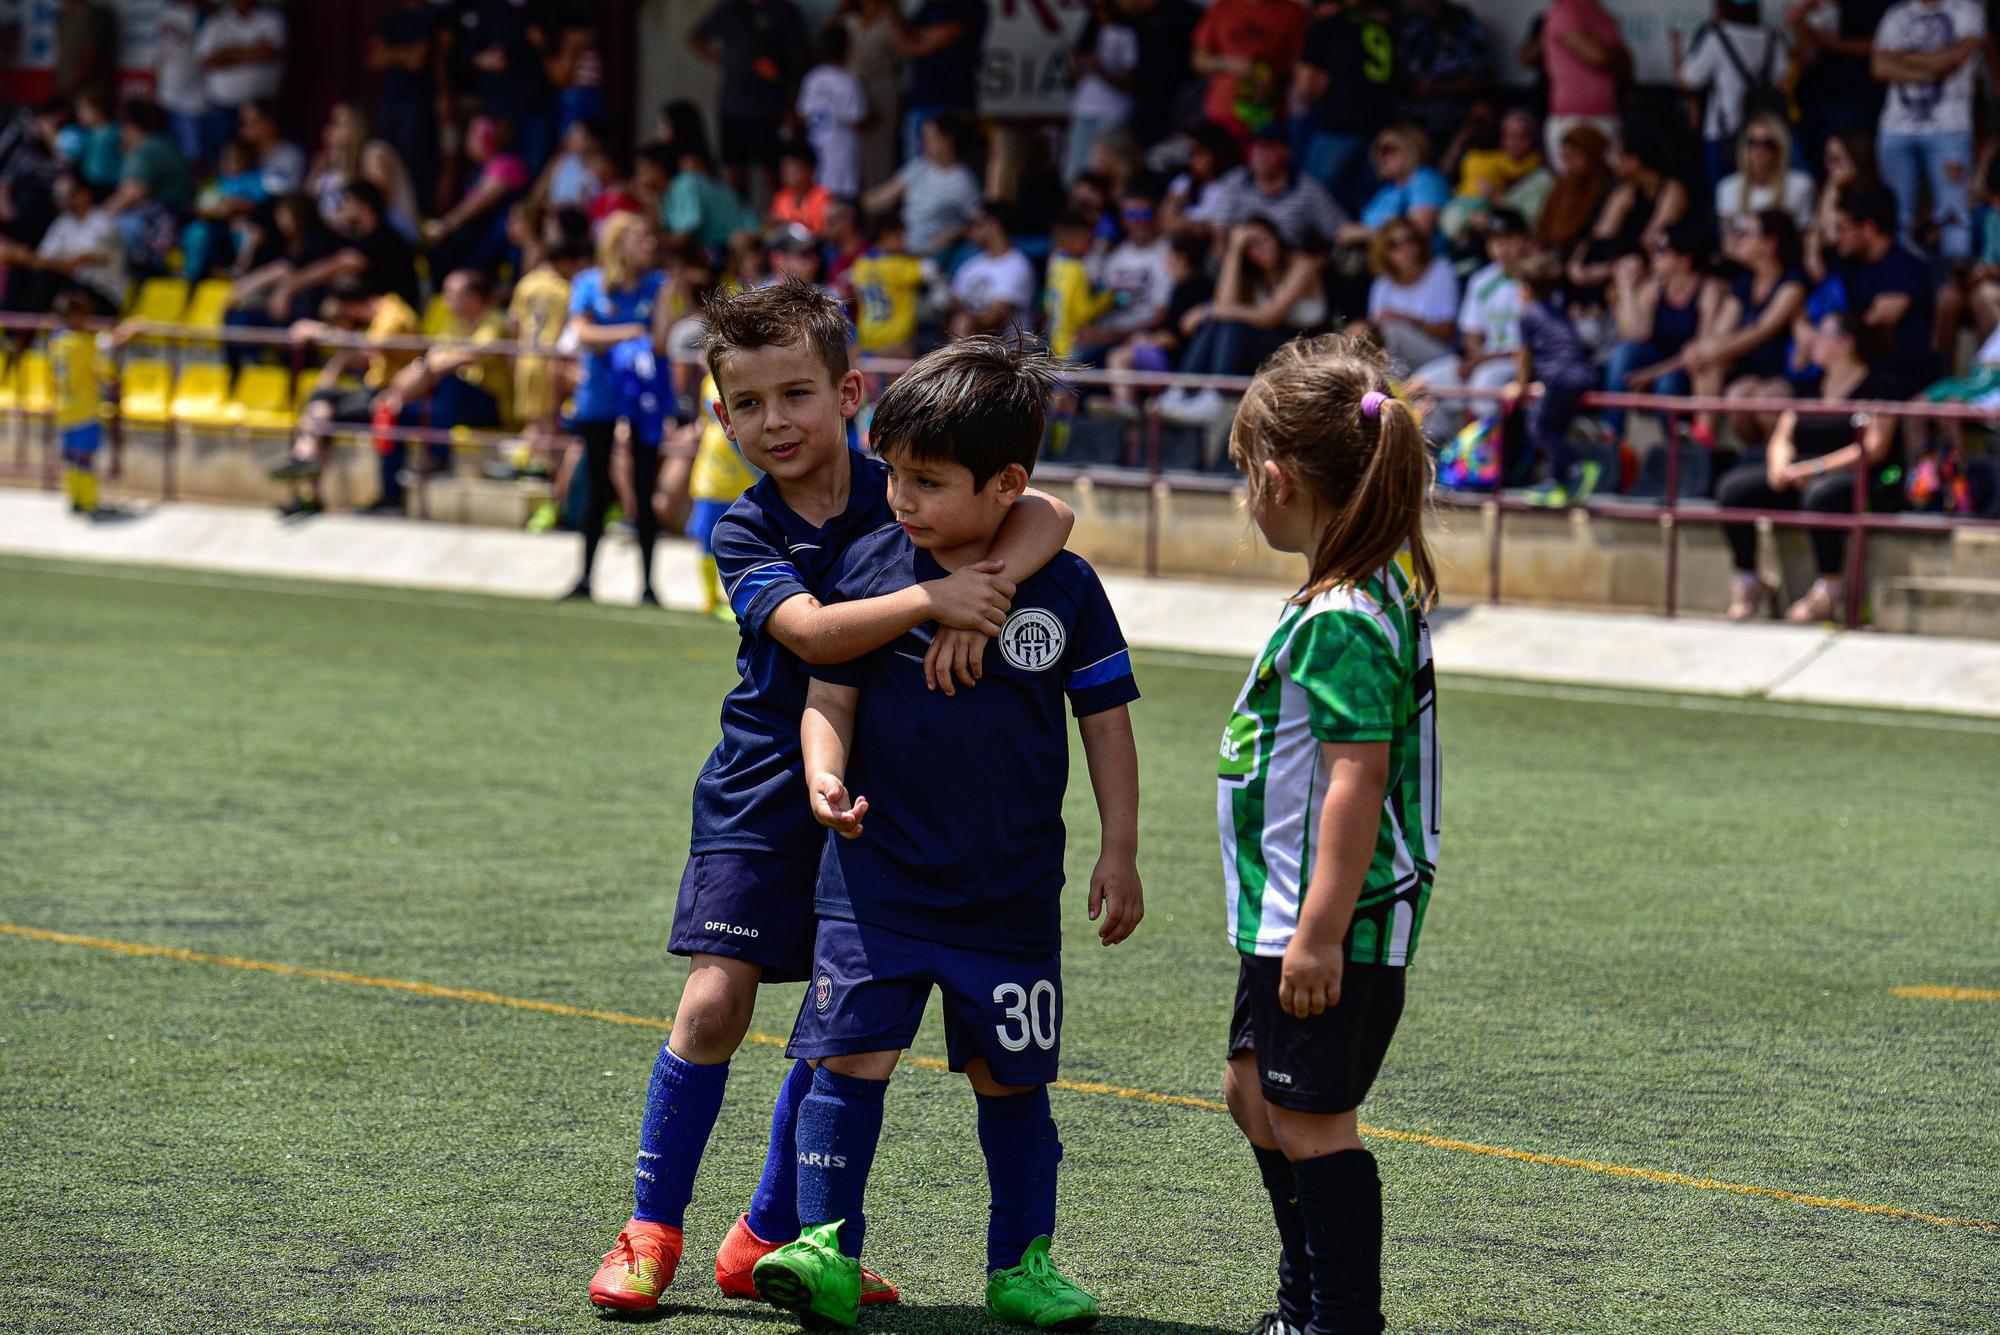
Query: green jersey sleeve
1289 610 1400 744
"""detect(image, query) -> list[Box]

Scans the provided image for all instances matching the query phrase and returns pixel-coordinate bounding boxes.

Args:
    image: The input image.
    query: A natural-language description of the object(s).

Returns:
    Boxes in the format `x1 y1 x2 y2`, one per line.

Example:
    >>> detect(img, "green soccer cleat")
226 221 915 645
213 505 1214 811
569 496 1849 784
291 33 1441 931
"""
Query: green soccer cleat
985 1236 1100 1330
752 1221 861 1329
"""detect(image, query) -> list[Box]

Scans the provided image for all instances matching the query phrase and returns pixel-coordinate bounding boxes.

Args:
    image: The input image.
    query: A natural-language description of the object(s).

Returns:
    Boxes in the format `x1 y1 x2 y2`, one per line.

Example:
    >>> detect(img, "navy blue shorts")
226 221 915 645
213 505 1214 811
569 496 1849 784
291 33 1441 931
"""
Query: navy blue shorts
788 917 1063 1088
667 850 819 983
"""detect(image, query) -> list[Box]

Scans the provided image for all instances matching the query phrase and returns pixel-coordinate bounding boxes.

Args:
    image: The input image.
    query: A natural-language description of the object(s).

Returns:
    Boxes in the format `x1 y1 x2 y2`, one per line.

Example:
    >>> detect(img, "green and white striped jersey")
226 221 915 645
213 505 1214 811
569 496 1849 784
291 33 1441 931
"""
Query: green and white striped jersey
1218 561 1440 965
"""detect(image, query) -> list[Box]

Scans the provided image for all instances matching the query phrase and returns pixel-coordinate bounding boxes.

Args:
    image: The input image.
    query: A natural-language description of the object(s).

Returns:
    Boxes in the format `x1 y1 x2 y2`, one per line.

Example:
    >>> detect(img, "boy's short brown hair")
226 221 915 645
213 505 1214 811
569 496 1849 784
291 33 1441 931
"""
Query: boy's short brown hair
1517 250 1564 302
700 275 851 390
869 335 1069 491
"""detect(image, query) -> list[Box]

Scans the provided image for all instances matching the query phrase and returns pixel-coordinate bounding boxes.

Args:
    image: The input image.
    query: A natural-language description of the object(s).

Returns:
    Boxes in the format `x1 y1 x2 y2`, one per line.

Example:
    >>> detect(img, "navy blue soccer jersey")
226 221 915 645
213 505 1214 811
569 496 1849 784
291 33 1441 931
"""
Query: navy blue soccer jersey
692 448 897 856
807 527 1140 954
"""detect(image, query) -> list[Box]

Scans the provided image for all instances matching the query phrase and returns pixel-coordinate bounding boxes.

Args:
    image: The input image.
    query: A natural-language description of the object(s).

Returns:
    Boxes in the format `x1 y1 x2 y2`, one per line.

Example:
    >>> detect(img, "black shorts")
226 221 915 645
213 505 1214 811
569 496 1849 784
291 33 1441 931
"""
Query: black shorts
1228 954 1405 1114
718 115 783 170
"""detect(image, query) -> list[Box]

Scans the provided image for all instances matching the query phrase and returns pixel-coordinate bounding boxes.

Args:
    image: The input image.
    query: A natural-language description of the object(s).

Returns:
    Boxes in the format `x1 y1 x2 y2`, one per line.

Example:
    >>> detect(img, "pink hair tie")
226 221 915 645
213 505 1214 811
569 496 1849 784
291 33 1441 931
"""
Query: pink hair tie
1360 391 1388 419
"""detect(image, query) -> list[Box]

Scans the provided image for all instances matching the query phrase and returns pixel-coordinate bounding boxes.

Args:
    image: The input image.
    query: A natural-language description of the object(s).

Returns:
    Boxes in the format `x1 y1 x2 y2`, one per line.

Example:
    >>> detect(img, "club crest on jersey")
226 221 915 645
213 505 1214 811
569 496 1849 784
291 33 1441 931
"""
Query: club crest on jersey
815 973 832 1012
998 608 1064 671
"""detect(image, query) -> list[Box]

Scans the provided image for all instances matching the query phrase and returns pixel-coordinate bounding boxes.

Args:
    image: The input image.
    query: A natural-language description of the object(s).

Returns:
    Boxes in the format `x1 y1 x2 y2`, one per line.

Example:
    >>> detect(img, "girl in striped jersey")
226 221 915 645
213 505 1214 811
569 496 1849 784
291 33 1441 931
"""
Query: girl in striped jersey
1219 335 1440 1335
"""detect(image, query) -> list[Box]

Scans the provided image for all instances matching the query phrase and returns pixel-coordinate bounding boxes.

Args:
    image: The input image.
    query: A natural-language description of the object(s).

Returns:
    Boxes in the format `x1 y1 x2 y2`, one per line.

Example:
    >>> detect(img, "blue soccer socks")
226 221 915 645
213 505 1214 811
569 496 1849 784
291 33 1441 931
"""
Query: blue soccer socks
631 1044 730 1228
745 1058 815 1242
794 1065 888 1259
975 1086 1062 1273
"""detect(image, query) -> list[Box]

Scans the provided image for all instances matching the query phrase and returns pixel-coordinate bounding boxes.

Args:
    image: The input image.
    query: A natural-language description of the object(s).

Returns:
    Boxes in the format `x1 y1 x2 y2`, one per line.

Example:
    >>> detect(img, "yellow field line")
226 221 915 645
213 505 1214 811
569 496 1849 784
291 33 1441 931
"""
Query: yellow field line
4 922 1993 1234
1891 984 2000 1002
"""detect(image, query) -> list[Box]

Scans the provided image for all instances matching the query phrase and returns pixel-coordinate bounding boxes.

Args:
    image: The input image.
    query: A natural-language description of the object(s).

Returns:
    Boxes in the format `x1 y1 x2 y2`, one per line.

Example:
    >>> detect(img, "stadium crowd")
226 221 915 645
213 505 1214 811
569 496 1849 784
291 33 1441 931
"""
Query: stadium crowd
6 0 2000 620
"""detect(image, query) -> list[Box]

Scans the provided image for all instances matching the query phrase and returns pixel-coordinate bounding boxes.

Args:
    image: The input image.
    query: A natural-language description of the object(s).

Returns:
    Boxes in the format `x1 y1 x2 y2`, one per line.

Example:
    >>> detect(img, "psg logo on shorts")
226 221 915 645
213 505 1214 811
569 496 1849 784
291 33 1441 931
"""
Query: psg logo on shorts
815 973 832 1012
998 608 1064 672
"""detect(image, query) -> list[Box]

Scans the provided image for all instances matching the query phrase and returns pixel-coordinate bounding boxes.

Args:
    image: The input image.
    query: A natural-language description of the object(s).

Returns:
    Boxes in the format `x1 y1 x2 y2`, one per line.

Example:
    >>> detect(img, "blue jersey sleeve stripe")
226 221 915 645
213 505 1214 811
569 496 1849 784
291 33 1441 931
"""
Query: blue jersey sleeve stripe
726 562 803 617
1065 649 1133 691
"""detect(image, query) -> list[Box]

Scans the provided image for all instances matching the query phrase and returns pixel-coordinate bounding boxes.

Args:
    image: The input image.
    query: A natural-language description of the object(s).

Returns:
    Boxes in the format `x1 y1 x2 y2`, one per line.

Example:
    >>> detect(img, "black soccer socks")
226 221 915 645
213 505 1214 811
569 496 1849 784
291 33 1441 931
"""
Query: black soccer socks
1289 1147 1385 1335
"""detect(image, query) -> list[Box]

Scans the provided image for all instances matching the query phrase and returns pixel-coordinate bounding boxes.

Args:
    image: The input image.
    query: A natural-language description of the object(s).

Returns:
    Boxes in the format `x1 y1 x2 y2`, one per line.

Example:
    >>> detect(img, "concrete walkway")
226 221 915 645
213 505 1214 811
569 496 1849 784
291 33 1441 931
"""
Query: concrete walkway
4 490 1998 720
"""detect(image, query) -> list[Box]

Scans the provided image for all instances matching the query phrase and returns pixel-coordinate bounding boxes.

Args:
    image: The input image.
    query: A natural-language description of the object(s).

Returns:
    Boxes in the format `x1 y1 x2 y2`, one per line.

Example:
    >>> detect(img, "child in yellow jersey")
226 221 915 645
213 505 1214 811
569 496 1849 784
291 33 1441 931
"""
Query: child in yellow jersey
847 215 925 359
49 293 110 515
1043 209 1118 360
508 237 591 451
688 372 759 617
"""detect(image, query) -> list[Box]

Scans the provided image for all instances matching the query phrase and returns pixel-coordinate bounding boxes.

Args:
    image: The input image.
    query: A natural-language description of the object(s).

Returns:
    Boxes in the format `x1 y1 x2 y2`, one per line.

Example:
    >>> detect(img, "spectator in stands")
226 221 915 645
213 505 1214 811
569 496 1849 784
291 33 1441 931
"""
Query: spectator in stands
155 0 212 168
821 197 866 287
1701 209 1810 444
1070 178 1176 365
1452 107 1545 212
237 99 305 198
863 115 981 258
1539 0 1628 160
1191 0 1306 144
1828 181 1936 393
1364 214 1460 373
561 211 674 605
66 91 123 196
546 12 607 132
797 24 867 200
1673 0 1792 188
1188 124 1345 250
1043 209 1116 359
1410 207 1531 432
0 106 65 253
768 142 833 233
196 0 287 153
1535 122 1612 253
847 211 924 357
509 235 591 449
1789 0 1891 164
1935 156 2000 348
1067 0 1141 184
1294 0 1399 215
1715 113 1817 234
271 275 422 518
1161 123 1239 233
1569 125 1694 294
1342 124 1451 245
895 0 989 159
0 169 126 318
1511 248 1605 505
1097 230 1214 418
837 0 904 193
1871 0 1983 259
1126 0 1203 146
1604 222 1725 442
105 101 194 274
946 203 1037 338
1400 0 1493 149
369 0 445 196
694 0 809 200
1159 216 1327 424
1805 126 1877 280
533 117 609 214
308 103 418 242
264 180 420 322
661 138 756 253
180 136 267 278
364 269 512 515
423 116 530 279
459 0 556 173
1716 310 1903 622
225 192 336 349
54 0 118 109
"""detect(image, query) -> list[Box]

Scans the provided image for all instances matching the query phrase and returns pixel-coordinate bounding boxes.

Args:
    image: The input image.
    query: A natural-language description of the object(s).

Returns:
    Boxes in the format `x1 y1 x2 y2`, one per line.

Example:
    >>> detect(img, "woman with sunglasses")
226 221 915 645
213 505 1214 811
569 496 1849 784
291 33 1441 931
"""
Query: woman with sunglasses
1714 311 1903 623
1364 218 1459 371
1691 208 1808 446
1604 221 1723 440
1338 124 1450 247
1714 113 1814 237
1158 217 1327 426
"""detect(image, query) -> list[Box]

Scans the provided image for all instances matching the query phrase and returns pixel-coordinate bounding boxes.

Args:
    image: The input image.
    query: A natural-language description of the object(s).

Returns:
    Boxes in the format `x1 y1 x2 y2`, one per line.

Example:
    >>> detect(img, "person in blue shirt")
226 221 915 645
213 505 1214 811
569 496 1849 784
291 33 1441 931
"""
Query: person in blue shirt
751 337 1144 1331
586 278 1077 1316
560 212 675 604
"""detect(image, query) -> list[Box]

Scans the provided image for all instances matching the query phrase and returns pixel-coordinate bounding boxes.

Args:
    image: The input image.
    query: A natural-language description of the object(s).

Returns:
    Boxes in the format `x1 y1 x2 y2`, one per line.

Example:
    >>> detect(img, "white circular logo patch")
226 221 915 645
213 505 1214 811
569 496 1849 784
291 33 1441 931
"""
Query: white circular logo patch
998 608 1064 672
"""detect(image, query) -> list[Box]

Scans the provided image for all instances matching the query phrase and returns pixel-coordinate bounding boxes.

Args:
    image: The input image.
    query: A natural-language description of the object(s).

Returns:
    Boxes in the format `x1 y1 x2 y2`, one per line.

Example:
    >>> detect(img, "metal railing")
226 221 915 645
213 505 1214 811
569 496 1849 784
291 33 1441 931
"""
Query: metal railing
4 312 1999 625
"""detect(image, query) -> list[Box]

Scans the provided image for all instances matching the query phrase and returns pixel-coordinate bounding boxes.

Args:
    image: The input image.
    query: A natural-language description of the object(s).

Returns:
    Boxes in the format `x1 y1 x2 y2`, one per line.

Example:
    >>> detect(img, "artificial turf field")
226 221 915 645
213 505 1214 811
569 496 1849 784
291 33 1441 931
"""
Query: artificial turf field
1 554 1995 1335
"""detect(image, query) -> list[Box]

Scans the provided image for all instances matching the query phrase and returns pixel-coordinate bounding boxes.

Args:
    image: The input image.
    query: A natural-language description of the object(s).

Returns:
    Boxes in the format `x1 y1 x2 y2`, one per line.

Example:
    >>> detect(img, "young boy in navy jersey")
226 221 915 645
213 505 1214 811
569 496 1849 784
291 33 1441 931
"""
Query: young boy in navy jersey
588 279 1078 1314
751 337 1144 1330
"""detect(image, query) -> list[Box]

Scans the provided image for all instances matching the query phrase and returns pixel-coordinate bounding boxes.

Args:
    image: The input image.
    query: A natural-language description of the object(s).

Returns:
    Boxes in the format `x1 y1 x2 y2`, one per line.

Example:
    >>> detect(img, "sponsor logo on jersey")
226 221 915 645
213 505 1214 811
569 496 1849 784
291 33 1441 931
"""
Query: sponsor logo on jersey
704 920 760 938
815 973 832 1012
998 608 1064 671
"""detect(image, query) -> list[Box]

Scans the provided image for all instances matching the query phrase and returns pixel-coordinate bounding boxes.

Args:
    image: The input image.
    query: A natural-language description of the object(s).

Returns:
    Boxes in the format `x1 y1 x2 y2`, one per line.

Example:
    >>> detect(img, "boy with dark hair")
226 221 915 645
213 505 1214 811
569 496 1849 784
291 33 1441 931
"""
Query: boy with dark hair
586 278 1079 1315
751 336 1145 1330
1506 250 1602 508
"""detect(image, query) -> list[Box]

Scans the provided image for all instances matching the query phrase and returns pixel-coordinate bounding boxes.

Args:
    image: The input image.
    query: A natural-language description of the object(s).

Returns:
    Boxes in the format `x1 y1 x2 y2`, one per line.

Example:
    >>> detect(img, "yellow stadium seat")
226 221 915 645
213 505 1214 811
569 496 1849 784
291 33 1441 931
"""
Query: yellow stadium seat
421 294 450 337
170 363 233 427
131 277 191 325
17 351 52 415
119 359 172 424
230 364 295 430
182 279 234 334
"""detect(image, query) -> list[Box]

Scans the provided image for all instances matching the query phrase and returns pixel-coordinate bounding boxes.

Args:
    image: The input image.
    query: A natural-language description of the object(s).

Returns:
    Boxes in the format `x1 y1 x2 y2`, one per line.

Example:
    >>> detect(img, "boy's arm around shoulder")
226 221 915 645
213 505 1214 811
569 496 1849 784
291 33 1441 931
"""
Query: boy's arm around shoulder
924 487 1077 692
765 545 1017 667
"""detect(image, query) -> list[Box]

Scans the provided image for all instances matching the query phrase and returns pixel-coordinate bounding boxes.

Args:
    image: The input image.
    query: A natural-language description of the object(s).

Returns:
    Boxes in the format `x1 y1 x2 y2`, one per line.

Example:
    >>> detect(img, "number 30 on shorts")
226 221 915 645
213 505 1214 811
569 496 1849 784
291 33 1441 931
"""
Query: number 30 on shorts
992 979 1058 1052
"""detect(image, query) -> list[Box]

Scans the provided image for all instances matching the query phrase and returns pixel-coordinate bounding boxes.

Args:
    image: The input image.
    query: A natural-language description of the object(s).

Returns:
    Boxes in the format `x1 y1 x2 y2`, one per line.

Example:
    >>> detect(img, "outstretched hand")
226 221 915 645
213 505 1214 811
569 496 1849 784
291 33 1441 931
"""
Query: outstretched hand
810 774 869 840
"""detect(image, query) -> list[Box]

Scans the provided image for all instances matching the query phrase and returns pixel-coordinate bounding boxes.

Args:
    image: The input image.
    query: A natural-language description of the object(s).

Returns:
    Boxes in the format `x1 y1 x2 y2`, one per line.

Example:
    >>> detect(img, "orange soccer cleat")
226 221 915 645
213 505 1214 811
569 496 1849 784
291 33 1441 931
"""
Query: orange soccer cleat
588 1217 684 1312
714 1214 900 1305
